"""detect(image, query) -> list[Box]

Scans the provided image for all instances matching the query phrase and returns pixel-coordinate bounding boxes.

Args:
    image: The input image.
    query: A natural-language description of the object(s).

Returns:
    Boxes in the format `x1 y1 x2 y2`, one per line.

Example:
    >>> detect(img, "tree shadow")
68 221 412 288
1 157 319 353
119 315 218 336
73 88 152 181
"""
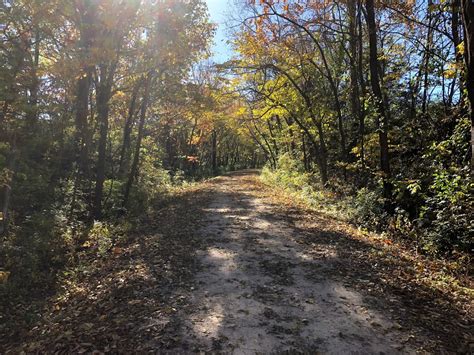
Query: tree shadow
2 171 471 353
141 172 472 353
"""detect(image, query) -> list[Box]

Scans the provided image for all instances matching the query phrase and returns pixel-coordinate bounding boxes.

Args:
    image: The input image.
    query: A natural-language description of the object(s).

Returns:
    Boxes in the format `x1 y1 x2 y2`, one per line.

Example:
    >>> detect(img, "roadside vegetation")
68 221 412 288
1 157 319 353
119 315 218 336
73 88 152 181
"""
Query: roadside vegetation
1 0 473 351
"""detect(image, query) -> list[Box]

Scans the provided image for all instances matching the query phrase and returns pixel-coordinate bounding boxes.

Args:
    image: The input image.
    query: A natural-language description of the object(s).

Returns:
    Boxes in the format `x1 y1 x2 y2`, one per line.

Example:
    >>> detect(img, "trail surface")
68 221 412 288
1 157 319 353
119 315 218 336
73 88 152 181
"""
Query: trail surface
4 171 471 353
158 172 470 353
167 172 416 353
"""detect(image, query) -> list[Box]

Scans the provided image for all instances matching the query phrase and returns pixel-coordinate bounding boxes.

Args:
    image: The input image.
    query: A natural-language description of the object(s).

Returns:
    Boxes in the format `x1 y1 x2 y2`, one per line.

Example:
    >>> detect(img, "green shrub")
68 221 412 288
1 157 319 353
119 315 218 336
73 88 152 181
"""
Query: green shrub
418 168 473 255
350 187 387 230
262 153 313 191
88 221 113 256
261 150 473 257
1 211 71 294
261 154 352 218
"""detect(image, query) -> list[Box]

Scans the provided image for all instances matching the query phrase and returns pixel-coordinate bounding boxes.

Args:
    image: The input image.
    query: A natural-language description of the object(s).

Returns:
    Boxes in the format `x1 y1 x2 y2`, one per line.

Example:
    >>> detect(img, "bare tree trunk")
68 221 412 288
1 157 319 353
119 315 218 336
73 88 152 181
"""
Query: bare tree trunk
93 79 111 219
461 0 474 173
123 72 153 208
75 0 95 180
26 29 40 128
366 0 392 205
447 0 463 107
421 0 434 115
314 118 329 185
75 71 92 178
357 1 367 164
118 78 142 178
348 0 363 164
211 129 218 175
93 61 117 219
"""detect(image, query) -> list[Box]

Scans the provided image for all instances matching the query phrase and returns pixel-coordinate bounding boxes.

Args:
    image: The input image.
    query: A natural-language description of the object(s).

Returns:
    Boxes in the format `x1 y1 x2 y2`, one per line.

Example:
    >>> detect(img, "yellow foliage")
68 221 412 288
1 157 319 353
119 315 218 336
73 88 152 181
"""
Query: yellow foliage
444 62 461 79
0 271 10 284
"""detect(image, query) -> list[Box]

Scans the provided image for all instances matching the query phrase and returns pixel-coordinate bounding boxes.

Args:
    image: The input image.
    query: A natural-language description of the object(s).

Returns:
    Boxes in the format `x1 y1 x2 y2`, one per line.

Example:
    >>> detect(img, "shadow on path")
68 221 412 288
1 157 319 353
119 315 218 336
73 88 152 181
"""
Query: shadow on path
4 171 471 353
151 172 471 353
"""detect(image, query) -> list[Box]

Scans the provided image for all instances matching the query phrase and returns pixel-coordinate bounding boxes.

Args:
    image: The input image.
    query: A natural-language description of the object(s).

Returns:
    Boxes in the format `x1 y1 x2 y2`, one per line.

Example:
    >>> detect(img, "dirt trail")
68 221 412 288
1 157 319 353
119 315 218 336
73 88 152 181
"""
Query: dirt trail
164 172 420 353
5 171 471 354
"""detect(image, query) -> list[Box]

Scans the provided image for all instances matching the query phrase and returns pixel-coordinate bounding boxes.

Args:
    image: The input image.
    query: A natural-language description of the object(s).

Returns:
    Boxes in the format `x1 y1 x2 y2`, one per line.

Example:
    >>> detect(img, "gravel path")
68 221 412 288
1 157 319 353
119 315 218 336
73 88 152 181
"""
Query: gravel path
168 171 417 354
8 171 470 353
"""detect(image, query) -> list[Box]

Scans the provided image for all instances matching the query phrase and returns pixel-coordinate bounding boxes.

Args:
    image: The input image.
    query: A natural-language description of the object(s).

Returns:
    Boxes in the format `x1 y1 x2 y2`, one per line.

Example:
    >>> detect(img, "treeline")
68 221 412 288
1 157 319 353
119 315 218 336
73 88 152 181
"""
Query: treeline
229 0 473 255
0 0 258 292
1 0 472 296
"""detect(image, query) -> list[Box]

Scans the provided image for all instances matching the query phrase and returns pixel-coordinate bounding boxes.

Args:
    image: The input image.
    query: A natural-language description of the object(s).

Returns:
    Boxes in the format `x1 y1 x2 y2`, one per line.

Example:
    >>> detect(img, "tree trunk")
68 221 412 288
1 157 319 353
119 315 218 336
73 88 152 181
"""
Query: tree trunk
366 0 392 204
118 78 142 178
348 0 363 163
211 129 218 175
302 132 308 171
451 0 464 107
75 0 95 180
26 29 41 128
357 1 367 164
93 75 112 220
75 71 92 178
267 118 279 157
314 118 329 185
421 0 434 114
123 73 153 208
461 0 474 173
0 149 17 235
284 115 296 153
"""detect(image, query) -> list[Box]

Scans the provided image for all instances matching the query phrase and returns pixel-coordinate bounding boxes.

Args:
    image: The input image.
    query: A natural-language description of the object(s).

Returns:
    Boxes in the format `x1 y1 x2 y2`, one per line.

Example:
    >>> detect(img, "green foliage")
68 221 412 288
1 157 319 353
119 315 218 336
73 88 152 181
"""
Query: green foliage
87 221 113 256
261 154 352 218
1 211 71 295
418 167 473 255
262 150 473 257
102 179 126 217
351 188 387 230
266 153 312 190
127 160 173 215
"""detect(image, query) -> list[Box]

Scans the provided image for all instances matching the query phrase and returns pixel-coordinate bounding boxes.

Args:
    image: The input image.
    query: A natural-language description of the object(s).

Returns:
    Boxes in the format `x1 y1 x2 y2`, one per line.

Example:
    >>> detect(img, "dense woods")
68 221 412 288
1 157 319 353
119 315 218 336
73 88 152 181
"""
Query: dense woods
0 0 258 293
227 0 473 256
0 0 473 350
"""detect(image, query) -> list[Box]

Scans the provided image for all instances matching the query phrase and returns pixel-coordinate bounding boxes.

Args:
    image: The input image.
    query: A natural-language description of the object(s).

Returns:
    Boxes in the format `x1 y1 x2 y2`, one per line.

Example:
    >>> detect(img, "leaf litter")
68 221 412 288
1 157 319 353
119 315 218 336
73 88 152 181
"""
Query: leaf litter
1 171 472 353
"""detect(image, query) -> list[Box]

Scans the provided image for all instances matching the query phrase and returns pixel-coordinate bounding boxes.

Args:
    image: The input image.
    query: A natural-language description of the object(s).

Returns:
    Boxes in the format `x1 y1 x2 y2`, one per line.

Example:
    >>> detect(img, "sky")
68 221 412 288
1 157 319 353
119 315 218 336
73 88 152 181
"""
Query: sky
205 0 234 63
